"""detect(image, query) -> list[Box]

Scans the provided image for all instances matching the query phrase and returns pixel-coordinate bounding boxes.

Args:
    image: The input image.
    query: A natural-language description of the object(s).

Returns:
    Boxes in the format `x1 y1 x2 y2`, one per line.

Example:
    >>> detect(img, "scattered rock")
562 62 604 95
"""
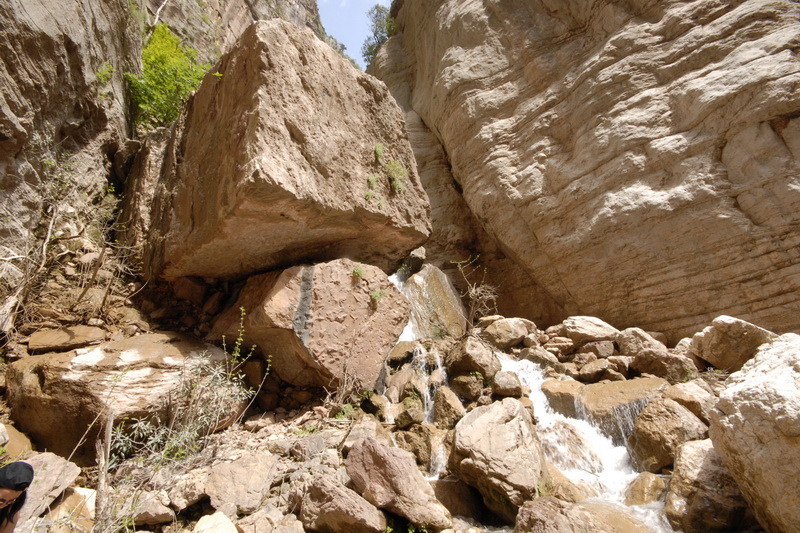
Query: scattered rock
491 370 523 397
665 439 758 533
433 385 466 429
193 510 237 532
514 498 651 533
206 452 279 515
452 398 546 523
630 348 697 384
291 474 386 532
624 472 667 506
616 327 666 356
628 398 708 473
445 335 501 380
482 317 529 350
27 325 106 353
690 315 777 371
562 317 620 345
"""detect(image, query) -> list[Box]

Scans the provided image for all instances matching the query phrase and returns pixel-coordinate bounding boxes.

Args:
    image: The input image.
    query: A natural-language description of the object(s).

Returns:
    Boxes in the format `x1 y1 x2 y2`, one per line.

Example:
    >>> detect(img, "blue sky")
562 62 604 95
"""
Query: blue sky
318 0 392 70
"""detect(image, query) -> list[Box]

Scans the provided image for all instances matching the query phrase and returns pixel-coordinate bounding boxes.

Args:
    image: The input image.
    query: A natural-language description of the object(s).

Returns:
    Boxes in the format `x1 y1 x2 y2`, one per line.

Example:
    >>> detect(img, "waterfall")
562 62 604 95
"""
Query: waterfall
501 356 675 532
389 272 422 341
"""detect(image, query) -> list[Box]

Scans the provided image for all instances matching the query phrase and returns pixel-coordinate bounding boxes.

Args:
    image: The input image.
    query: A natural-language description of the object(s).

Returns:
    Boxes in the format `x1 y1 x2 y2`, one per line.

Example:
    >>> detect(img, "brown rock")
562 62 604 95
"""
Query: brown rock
577 377 669 445
445 335 501 380
430 476 491 524
481 317 529 350
665 439 758 533
664 380 717 425
210 258 408 389
16 453 81 529
624 472 667 506
616 327 667 356
452 398 546 523
577 341 615 358
577 358 611 383
631 348 697 384
690 315 777 371
27 325 106 353
293 474 387 533
345 438 452 530
541 379 583 419
562 316 620 345
206 452 279 515
432 385 466 429
514 498 651 533
491 370 523 397
628 398 708 473
135 20 430 280
543 336 576 360
6 332 228 464
401 264 467 339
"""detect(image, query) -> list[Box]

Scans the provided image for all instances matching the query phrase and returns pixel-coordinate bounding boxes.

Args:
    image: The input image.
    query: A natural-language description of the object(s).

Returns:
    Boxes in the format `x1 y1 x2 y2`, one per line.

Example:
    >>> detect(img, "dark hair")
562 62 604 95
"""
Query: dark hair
0 491 26 528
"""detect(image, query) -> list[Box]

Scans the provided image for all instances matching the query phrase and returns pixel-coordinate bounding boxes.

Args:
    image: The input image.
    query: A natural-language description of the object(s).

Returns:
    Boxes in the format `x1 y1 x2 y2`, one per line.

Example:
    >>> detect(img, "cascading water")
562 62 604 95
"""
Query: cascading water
501 355 675 532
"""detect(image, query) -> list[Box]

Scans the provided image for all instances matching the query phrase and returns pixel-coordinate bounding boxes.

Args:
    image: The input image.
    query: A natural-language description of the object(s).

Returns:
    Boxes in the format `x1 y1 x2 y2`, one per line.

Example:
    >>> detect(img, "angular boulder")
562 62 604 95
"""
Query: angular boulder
6 332 226 464
482 317 530 350
576 377 669 445
210 258 409 388
292 474 386 533
665 439 757 533
689 315 777 371
514 498 650 533
445 335 501 380
135 20 430 280
561 316 619 345
452 398 547 523
345 438 451 530
630 348 697 384
628 398 708 473
206 452 278 515
709 333 800 532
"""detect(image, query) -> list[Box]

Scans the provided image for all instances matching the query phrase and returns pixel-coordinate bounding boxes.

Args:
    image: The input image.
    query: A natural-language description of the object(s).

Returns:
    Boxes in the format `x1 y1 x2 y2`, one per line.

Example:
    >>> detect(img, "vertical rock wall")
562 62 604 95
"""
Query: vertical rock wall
374 0 800 341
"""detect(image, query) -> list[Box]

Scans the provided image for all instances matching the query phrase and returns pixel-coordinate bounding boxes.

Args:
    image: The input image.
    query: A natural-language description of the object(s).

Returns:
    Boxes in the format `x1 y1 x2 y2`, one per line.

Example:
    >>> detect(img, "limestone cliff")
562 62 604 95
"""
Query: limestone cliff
374 0 800 341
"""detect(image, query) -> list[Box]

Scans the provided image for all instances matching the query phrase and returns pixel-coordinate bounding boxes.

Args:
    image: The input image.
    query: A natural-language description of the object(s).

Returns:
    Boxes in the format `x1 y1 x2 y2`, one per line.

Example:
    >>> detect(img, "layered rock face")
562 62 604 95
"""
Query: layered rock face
133 20 430 280
374 0 800 341
0 0 138 265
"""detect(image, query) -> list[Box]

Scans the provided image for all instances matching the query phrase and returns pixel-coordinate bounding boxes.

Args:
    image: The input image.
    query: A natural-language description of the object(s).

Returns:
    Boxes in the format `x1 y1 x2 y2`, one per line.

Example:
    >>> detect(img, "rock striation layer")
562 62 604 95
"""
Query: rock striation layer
374 0 800 341
131 20 430 280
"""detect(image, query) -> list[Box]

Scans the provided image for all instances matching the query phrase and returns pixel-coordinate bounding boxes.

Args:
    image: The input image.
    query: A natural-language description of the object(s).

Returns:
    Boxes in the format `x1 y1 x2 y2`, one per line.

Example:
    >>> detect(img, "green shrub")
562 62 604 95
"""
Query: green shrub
367 174 379 189
374 142 385 161
370 288 388 304
96 62 115 85
352 265 365 278
386 159 408 193
125 23 209 130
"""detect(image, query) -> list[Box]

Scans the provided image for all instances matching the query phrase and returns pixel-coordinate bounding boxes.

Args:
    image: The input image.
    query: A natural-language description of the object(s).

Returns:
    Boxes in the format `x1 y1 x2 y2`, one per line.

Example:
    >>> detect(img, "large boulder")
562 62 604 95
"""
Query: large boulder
452 398 547 523
345 438 451 531
205 452 278 515
210 258 409 388
133 20 430 281
709 333 800 532
630 348 697 384
665 439 757 533
689 315 777 371
6 332 227 464
561 317 619 345
373 0 800 342
290 474 386 533
628 398 708 473
445 335 501 381
576 377 669 445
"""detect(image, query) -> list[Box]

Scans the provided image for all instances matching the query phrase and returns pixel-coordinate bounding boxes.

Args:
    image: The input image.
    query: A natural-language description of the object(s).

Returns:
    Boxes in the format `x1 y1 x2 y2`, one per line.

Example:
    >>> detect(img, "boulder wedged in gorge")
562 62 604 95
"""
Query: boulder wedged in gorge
210 259 409 389
132 20 430 281
5 332 227 464
709 333 800 532
374 0 800 341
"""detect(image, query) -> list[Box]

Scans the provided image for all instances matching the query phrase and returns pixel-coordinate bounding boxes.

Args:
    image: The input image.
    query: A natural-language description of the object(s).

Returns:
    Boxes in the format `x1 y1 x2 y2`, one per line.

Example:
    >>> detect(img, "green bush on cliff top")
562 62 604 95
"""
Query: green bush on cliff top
125 23 209 129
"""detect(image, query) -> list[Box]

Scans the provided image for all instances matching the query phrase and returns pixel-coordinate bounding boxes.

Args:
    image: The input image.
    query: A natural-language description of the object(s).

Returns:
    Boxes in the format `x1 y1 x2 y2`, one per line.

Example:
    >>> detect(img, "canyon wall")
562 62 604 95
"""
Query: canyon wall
373 0 800 341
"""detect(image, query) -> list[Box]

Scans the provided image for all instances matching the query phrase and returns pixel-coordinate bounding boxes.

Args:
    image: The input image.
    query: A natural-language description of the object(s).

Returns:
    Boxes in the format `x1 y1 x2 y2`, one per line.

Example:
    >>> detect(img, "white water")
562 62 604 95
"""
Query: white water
389 272 422 342
501 355 674 532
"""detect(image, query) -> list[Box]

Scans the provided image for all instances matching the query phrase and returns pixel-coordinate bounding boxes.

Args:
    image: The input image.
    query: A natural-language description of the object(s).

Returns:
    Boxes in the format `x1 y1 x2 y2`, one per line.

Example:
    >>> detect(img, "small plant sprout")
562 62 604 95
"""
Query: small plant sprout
365 190 375 202
96 62 115 85
370 288 388 304
367 173 378 189
374 142 385 161
386 159 408 193
352 265 365 278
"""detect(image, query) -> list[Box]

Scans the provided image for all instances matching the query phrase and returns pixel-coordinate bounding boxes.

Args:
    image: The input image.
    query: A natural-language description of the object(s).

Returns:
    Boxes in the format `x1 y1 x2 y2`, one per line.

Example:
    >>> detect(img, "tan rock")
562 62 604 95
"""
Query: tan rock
544 463 593 503
433 385 466 430
448 374 484 401
543 336 576 360
514 497 651 533
194 511 237 533
577 340 615 358
616 327 667 356
345 437 452 530
430 476 491 524
445 335 501 380
664 380 717 425
562 316 620 345
576 377 669 445
665 439 757 533
293 474 386 533
210 258 408 389
710 333 800 533
628 398 708 473
374 0 800 342
521 345 560 367
624 472 666 506
541 379 583 419
6 332 227 464
206 452 279 515
690 315 777 371
452 398 546 523
136 20 430 280
133 490 175 526
44 487 96 533
491 370 523 397
481 317 529 350
631 348 697 384
17 453 81 530
27 325 106 353
576 358 611 383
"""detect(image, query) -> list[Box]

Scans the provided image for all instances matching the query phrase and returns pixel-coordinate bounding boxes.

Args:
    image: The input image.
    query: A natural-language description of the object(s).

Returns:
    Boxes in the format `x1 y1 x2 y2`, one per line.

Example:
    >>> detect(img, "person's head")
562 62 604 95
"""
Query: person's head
0 462 34 523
